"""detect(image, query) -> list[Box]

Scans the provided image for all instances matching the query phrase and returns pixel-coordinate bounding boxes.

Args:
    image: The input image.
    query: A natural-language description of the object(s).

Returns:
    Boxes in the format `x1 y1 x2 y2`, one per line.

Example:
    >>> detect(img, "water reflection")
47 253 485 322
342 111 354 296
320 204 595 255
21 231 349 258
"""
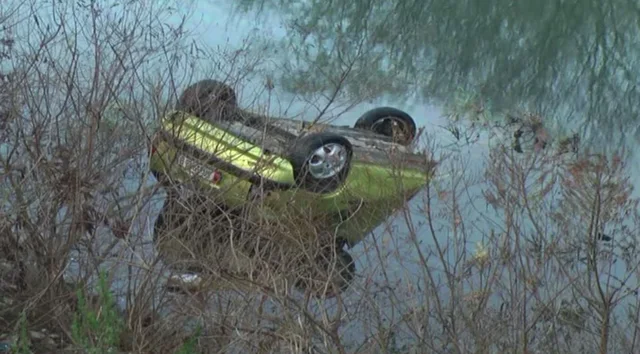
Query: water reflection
236 0 640 150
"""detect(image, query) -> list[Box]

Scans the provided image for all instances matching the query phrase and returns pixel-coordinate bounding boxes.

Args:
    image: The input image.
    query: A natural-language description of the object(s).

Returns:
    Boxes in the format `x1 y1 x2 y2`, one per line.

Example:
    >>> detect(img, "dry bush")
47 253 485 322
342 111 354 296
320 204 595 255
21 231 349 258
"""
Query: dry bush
344 102 640 353
0 0 198 350
0 0 406 353
0 0 305 352
1 1 639 354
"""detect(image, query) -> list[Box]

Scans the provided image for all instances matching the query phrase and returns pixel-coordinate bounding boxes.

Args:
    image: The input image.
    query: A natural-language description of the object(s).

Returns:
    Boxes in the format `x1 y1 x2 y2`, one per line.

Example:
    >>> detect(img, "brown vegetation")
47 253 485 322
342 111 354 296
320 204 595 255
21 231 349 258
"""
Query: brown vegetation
0 1 639 353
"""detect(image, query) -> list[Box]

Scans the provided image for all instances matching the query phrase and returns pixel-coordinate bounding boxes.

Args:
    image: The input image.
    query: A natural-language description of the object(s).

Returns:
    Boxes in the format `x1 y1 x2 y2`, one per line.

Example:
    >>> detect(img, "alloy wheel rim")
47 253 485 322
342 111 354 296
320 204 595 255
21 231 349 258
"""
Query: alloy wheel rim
307 143 348 179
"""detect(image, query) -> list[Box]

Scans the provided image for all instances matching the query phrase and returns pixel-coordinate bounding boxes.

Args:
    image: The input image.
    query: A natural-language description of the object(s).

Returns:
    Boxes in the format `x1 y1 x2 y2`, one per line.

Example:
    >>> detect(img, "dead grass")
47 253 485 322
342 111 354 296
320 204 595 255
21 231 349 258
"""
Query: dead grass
1 1 640 354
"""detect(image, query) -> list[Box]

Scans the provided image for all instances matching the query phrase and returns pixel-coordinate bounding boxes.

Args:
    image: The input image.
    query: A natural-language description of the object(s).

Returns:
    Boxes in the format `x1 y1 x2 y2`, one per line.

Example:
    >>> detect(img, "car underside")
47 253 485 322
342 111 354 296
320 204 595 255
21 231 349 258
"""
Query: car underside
148 80 437 298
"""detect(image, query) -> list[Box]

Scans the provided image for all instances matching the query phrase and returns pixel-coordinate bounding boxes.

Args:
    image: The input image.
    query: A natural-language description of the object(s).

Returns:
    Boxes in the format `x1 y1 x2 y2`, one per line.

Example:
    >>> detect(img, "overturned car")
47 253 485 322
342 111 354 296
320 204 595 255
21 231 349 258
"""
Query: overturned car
148 80 437 297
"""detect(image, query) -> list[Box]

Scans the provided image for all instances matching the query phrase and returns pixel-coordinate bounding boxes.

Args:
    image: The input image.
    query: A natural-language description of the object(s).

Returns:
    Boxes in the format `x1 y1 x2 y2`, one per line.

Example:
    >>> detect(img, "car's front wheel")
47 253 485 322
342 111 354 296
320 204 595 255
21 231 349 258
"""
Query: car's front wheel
153 191 231 272
152 190 185 245
294 246 356 298
289 132 353 194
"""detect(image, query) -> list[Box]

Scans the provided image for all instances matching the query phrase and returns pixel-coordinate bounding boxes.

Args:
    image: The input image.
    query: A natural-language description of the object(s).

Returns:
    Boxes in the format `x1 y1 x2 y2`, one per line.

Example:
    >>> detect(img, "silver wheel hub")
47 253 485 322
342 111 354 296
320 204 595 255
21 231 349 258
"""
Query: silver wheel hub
307 143 348 179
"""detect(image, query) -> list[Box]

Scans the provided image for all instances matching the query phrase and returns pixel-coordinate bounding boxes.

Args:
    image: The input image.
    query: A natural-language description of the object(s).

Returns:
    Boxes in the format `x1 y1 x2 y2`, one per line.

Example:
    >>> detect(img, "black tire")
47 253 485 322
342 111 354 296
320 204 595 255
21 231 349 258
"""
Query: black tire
354 107 417 146
295 247 356 298
151 169 175 188
152 190 186 245
153 191 234 274
152 191 225 250
332 248 356 293
176 80 238 118
289 132 353 194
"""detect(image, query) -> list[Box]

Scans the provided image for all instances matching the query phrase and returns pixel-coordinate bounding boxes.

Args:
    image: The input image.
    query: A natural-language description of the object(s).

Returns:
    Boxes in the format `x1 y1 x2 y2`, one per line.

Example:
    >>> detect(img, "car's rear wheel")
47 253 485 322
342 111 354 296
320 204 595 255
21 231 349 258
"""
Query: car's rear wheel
354 107 417 146
152 190 185 245
289 132 353 194
294 246 356 298
153 191 231 272
176 79 238 118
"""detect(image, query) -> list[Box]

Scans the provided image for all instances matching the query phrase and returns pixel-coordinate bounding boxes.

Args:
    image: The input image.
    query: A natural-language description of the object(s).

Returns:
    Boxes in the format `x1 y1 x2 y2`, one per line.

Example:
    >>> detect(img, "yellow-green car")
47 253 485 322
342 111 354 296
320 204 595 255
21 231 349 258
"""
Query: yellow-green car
148 80 437 296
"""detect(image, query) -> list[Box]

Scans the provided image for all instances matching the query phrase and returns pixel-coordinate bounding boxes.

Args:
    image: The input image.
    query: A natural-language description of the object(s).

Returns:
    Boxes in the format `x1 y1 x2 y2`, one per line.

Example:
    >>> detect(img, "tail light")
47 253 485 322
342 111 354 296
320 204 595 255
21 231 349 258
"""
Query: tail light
210 170 222 184
149 133 160 156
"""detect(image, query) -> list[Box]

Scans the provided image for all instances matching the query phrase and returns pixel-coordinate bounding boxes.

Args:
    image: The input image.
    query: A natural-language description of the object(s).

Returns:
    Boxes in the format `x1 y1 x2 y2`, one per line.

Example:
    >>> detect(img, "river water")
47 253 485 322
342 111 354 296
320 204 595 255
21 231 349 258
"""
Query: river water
48 0 640 351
